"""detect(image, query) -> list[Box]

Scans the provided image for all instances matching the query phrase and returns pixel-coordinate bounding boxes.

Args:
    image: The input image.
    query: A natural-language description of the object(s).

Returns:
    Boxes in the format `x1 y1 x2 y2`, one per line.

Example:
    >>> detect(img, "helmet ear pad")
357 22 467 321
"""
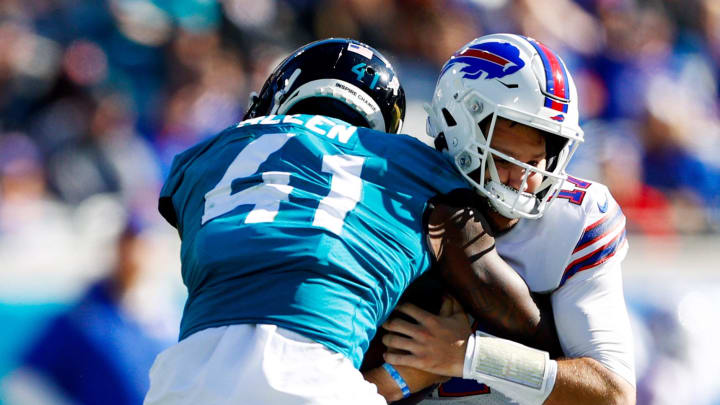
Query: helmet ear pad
286 98 371 129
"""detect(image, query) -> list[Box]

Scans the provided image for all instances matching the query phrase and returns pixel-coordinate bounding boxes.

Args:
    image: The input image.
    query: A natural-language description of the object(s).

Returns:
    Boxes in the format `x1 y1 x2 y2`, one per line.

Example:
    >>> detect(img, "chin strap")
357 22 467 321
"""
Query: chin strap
463 331 557 404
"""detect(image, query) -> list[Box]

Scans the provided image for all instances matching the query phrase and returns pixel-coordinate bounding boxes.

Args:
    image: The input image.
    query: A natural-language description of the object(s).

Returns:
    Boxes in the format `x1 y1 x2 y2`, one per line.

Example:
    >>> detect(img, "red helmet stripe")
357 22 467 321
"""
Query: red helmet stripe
459 48 511 67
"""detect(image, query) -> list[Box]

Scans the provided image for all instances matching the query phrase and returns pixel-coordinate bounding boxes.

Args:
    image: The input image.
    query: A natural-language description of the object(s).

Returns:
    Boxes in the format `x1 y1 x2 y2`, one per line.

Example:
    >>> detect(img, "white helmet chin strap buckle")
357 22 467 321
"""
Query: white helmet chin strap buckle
486 181 537 219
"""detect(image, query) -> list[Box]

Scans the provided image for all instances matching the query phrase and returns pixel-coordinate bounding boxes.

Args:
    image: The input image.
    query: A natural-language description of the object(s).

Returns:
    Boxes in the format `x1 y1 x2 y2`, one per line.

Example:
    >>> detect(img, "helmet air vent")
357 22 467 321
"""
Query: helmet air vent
441 108 457 127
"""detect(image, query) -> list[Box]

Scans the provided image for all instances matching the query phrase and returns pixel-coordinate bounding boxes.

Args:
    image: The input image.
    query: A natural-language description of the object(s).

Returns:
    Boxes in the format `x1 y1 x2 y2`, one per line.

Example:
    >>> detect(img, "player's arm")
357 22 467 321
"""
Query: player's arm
426 202 560 353
363 202 561 402
542 192 635 405
542 259 636 405
362 295 468 403
382 247 636 404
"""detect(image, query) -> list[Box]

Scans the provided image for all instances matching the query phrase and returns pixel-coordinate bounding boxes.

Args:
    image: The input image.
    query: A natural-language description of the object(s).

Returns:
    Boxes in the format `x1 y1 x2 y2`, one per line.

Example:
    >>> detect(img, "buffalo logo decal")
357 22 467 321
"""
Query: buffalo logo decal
440 41 525 80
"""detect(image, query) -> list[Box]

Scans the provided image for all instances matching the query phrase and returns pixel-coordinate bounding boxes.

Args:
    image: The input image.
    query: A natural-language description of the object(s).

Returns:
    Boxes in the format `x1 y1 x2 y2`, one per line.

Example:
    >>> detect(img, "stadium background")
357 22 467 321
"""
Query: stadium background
0 0 719 403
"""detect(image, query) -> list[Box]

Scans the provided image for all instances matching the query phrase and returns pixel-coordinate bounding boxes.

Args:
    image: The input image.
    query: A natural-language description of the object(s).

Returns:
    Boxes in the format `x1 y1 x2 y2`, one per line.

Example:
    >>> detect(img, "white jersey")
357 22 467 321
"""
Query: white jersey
419 176 635 404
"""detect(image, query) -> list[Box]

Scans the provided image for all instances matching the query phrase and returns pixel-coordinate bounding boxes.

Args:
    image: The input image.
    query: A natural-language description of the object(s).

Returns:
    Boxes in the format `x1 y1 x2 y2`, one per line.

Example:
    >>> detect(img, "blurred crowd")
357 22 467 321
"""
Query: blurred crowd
1 0 719 239
1 0 720 404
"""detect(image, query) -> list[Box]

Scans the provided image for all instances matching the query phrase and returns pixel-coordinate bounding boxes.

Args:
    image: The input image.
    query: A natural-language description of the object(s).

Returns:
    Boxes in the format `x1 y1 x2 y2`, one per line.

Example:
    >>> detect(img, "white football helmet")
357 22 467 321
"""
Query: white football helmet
426 33 584 219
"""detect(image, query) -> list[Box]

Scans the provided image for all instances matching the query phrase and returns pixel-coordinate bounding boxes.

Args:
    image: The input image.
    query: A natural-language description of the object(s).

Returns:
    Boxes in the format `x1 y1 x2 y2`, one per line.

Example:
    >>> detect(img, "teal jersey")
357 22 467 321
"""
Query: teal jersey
159 114 469 367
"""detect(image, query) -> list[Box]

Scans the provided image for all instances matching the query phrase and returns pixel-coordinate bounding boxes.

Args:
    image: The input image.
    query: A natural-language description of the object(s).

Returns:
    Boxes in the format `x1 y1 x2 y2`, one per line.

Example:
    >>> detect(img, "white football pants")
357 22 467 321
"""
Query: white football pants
143 324 386 405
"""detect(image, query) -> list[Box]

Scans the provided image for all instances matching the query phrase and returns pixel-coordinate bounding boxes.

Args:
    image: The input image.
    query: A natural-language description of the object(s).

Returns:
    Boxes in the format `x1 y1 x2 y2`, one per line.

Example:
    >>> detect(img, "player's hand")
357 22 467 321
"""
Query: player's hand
382 296 471 378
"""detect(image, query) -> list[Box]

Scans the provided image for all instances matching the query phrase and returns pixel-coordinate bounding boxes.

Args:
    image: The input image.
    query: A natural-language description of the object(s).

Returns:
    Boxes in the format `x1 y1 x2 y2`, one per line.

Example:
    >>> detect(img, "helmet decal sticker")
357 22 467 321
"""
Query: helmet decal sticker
440 41 525 80
351 63 381 89
347 42 374 59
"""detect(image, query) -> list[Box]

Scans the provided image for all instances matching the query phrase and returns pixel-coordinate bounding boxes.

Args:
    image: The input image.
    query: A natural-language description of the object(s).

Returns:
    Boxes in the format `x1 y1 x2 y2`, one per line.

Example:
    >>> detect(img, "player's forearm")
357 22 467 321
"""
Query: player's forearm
363 366 405 402
363 364 443 403
456 333 633 405
429 204 559 351
544 357 635 405
439 247 561 353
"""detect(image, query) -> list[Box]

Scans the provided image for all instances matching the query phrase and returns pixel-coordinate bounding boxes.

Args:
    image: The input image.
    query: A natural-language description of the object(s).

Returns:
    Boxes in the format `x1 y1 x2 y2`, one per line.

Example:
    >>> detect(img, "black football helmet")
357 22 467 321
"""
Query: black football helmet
244 38 406 133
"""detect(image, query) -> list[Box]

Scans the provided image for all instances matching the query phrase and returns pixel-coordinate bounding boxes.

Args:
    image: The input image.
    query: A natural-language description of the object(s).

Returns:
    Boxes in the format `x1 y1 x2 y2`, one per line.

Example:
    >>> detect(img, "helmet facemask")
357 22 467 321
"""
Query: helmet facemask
479 111 580 219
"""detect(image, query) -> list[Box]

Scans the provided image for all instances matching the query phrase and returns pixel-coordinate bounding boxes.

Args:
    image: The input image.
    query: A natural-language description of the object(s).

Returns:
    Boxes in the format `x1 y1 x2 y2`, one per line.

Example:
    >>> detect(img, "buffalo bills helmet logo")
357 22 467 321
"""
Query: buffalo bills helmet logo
440 41 525 80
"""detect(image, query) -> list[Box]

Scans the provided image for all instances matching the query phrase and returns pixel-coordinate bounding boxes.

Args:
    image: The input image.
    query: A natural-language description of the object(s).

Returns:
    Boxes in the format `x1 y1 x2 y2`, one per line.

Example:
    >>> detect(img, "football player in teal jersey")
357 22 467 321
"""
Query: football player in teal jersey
144 39 557 405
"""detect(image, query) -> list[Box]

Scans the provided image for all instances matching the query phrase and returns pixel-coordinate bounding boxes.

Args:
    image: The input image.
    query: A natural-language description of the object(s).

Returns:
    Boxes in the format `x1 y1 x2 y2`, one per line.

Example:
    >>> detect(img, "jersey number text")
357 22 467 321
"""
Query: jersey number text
202 132 365 236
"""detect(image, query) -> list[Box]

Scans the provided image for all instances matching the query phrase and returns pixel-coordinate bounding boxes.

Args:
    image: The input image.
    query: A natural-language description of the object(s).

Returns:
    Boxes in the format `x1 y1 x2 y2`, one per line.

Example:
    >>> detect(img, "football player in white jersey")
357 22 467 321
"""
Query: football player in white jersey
373 34 636 404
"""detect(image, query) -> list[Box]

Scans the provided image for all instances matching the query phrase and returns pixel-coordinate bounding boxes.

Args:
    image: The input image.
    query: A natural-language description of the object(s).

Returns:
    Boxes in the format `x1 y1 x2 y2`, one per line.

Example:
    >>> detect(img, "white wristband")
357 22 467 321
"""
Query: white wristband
463 331 557 404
